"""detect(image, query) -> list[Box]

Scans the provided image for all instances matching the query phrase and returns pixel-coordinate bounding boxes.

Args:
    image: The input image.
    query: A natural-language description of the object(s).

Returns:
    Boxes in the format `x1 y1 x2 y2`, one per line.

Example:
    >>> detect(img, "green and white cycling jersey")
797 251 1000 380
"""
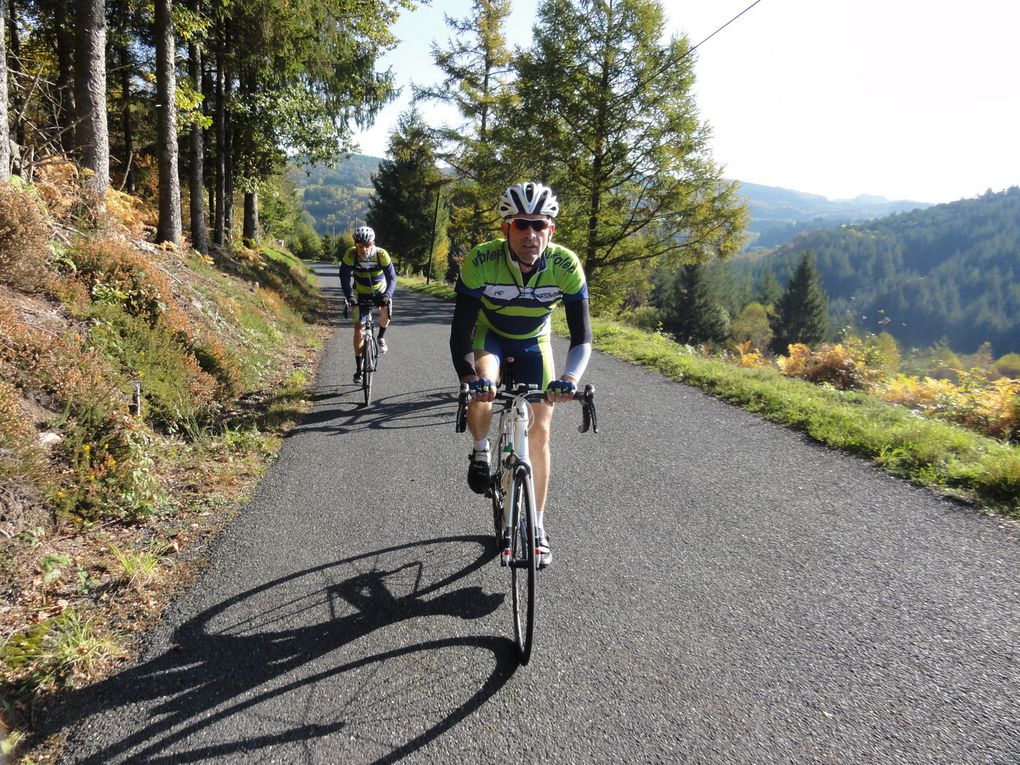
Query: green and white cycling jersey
340 246 396 298
455 239 588 340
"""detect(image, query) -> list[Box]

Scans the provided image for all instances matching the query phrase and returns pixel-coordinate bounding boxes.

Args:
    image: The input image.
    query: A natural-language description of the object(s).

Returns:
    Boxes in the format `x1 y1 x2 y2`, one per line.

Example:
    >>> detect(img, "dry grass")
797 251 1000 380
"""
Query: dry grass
0 175 328 764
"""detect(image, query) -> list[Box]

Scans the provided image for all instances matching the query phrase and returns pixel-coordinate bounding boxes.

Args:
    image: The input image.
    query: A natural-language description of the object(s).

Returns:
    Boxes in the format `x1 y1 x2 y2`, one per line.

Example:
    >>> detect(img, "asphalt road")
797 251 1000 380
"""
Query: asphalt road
56 264 1020 764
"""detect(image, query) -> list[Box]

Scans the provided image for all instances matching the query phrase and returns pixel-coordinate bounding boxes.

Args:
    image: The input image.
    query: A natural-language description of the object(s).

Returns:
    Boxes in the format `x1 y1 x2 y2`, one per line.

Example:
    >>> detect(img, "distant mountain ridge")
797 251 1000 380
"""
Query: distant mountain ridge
290 156 929 245
735 180 932 250
289 158 1019 353
739 186 1020 354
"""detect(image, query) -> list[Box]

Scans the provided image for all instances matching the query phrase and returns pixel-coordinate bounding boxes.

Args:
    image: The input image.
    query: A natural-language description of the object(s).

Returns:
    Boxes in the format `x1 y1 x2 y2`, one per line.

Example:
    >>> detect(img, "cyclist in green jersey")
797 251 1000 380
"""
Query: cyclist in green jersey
450 182 593 568
340 226 396 384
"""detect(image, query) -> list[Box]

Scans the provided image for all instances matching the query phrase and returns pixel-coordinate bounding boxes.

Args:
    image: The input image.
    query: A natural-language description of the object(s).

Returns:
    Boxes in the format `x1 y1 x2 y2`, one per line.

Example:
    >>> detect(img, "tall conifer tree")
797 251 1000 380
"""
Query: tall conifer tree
665 264 729 345
155 0 182 245
0 0 9 181
770 251 830 353
512 0 746 290
367 109 448 275
416 0 515 246
74 0 110 206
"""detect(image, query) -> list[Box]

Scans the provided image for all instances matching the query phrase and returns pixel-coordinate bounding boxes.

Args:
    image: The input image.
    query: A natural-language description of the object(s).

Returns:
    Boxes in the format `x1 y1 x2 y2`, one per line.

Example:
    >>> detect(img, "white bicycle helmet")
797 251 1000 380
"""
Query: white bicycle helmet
498 182 560 219
353 226 375 244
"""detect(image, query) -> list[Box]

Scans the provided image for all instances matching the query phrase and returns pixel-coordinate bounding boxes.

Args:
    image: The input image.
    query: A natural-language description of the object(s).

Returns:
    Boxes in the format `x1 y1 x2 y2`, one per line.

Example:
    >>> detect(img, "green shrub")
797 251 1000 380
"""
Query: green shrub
620 306 661 332
87 302 219 434
192 335 245 397
994 353 1020 379
68 236 189 333
1 607 128 688
53 412 168 522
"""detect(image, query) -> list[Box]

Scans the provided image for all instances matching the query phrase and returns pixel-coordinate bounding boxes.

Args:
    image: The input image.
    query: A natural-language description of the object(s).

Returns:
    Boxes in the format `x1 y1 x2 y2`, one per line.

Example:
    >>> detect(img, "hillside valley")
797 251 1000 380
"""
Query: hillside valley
740 186 1020 355
289 155 932 248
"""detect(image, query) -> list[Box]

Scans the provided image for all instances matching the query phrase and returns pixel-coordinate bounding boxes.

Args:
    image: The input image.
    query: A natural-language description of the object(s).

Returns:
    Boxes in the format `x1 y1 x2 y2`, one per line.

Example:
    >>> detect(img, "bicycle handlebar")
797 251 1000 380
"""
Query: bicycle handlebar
455 383 597 434
343 297 393 322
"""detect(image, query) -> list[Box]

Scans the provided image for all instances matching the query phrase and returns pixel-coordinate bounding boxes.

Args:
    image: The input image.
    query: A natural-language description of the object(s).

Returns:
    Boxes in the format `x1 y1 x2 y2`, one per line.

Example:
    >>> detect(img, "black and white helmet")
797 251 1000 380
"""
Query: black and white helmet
498 182 559 219
353 226 375 244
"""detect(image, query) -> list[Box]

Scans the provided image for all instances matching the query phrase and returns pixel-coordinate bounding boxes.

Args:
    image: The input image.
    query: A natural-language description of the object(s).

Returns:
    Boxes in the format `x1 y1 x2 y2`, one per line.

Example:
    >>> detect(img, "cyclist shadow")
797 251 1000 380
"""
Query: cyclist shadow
44 535 519 764
291 387 457 437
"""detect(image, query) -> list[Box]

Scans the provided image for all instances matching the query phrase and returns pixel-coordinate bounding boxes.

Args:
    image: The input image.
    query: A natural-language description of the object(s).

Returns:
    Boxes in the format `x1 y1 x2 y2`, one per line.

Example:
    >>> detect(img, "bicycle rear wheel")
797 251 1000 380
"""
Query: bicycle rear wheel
509 470 536 664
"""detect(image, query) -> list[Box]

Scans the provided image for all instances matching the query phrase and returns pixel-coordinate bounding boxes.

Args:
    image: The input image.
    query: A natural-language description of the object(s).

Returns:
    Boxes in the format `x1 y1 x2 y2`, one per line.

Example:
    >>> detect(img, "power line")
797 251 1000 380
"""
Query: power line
687 0 763 56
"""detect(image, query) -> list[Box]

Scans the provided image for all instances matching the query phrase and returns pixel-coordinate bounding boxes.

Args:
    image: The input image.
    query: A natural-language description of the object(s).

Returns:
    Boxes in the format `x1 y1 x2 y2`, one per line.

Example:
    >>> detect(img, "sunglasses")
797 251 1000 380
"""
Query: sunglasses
508 218 552 232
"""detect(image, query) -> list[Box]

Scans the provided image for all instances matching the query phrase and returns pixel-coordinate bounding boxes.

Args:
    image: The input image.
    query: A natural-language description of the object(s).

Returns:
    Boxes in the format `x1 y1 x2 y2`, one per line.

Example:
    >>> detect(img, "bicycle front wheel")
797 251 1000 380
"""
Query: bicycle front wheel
509 470 536 664
362 334 377 406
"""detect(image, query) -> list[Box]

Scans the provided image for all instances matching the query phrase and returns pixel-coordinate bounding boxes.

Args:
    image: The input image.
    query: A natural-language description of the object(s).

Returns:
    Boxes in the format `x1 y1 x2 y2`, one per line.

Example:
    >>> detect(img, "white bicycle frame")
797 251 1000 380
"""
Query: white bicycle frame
455 381 595 567
494 391 542 562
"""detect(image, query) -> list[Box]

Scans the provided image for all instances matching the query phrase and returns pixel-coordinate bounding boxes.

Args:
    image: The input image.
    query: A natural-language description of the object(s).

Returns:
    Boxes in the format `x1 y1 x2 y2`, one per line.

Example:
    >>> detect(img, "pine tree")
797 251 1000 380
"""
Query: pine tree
665 264 729 345
415 0 515 246
758 271 783 309
770 252 830 354
366 109 448 275
74 0 110 206
0 0 8 182
155 0 182 245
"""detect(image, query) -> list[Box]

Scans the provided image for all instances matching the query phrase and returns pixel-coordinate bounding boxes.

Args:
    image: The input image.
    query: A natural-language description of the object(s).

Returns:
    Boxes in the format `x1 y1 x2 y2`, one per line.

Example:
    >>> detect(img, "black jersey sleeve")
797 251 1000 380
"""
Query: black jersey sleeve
450 292 482 379
338 261 353 301
565 298 592 347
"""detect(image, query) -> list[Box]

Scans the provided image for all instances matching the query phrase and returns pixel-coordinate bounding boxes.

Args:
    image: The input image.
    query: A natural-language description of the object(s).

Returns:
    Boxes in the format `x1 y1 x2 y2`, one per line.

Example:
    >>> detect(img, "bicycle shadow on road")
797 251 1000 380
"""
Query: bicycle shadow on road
290 387 457 437
44 536 520 764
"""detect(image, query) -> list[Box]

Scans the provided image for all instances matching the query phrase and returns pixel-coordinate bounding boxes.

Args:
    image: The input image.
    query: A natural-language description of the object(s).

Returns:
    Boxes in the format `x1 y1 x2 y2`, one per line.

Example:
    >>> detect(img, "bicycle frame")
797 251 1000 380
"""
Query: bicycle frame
491 389 542 564
359 308 377 368
455 378 596 664
345 299 388 406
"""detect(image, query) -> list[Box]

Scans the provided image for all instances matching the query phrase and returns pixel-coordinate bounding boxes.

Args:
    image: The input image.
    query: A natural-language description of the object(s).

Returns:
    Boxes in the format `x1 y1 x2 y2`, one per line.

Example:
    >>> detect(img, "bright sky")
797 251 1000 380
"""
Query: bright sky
352 0 1020 205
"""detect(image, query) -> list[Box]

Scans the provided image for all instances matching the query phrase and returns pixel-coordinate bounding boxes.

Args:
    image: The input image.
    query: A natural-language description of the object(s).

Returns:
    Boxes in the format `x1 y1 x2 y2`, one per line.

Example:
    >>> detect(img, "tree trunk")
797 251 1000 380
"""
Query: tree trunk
154 0 181 244
118 41 134 193
54 0 75 152
7 0 24 149
212 28 225 246
222 26 233 248
242 191 258 243
187 2 208 254
0 0 9 181
74 0 110 206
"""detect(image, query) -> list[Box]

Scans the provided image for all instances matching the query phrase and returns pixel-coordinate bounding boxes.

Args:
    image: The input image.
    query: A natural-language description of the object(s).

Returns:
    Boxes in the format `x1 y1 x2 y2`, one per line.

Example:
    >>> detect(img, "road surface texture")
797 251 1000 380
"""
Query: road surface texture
56 264 1020 763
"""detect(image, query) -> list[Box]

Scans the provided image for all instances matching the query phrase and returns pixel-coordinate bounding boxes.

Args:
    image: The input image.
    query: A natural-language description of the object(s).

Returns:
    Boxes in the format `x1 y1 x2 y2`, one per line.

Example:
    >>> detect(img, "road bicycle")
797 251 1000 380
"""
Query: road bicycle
456 366 596 664
345 297 390 407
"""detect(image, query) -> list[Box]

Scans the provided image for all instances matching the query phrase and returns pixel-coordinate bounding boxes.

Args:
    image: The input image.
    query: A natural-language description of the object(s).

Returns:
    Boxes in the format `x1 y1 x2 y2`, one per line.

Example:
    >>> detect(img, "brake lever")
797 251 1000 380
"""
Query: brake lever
578 384 597 433
455 383 469 433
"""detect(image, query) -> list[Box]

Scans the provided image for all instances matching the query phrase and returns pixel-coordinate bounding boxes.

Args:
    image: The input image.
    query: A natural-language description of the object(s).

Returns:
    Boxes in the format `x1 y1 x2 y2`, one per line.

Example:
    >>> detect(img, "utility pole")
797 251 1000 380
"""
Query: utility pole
426 183 443 284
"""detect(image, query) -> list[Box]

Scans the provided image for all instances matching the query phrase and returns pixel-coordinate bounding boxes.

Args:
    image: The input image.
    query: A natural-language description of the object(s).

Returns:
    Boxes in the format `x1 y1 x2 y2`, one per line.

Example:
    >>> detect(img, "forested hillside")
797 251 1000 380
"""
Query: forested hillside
288 155 380 234
743 187 1020 354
